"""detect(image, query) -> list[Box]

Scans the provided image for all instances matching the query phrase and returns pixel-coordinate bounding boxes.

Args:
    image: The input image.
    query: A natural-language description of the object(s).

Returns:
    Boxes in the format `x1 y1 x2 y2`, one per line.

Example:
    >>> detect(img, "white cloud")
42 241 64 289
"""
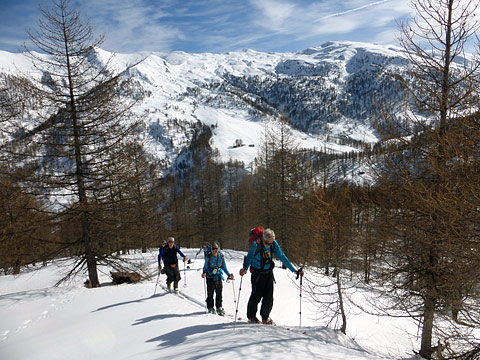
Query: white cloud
76 0 182 53
370 28 402 45
295 1 411 41
0 0 415 54
249 0 296 31
243 0 412 43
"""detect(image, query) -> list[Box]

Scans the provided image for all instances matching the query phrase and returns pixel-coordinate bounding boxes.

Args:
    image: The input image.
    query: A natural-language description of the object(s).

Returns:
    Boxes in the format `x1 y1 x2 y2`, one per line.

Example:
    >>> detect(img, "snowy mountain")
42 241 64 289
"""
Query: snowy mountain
0 41 409 173
0 248 420 360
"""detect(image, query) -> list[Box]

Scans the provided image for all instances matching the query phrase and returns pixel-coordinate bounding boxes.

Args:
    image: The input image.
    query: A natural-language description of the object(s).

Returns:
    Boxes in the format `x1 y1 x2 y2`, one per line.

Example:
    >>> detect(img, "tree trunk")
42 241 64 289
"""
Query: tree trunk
419 292 436 359
82 211 100 287
335 266 347 334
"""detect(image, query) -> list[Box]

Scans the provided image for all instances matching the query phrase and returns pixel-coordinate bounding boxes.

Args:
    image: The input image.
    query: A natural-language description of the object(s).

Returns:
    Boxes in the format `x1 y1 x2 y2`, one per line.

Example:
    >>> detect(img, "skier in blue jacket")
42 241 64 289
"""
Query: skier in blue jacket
240 228 304 324
158 237 187 292
201 242 234 315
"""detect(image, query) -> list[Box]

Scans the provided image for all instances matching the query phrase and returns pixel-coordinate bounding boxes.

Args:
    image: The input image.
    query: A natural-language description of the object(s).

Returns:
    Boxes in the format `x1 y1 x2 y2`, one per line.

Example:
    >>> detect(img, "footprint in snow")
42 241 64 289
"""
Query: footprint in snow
1 330 10 341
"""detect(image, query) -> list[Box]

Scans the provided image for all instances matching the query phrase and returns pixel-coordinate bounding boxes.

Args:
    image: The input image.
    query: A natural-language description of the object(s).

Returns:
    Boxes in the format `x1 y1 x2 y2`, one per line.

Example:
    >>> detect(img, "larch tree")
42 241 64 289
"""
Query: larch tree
306 184 353 335
2 0 147 287
255 116 308 261
373 0 480 358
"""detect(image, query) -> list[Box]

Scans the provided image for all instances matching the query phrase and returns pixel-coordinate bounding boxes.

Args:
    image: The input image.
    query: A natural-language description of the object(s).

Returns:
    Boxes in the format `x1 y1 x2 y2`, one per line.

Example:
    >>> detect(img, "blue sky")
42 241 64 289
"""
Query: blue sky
0 0 413 54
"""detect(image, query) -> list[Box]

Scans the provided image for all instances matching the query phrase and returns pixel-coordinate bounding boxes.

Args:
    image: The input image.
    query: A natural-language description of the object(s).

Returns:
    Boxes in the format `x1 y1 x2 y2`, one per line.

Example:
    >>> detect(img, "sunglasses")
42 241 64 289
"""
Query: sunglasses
168 241 174 244
212 247 219 250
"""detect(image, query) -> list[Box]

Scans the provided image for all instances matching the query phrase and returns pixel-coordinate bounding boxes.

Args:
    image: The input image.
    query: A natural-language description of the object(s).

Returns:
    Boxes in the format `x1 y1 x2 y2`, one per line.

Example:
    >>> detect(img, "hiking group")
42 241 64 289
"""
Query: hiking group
157 227 304 325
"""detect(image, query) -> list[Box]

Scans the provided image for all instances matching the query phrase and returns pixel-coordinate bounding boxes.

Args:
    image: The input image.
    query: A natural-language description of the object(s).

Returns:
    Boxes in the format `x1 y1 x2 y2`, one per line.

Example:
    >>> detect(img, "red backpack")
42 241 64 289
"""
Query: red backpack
248 227 264 249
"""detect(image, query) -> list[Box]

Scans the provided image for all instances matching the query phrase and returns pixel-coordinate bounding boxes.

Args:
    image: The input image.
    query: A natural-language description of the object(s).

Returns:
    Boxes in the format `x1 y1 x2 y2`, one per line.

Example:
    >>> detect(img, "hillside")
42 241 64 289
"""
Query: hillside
0 41 409 174
0 248 420 360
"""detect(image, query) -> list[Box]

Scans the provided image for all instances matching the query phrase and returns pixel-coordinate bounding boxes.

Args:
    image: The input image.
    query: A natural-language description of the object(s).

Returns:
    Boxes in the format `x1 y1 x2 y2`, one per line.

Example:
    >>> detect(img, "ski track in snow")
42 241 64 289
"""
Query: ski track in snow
0 248 418 359
0 286 74 342
158 281 373 357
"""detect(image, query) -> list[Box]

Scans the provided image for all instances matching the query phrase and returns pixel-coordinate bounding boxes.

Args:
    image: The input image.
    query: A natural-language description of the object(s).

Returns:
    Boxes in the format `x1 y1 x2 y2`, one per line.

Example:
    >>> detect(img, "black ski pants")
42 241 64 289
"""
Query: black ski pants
206 277 223 309
247 269 274 321
165 264 181 288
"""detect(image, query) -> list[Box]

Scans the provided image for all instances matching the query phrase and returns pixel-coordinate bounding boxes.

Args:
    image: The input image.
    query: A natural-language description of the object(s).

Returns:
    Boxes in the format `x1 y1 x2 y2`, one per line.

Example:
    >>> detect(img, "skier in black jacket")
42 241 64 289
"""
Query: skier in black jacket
158 237 187 292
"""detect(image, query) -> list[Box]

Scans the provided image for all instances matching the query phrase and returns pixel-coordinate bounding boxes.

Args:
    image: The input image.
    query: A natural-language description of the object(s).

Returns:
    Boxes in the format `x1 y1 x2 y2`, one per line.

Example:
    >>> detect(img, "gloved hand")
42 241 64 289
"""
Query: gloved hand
201 273 206 278
158 265 162 271
227 274 234 280
239 268 246 276
295 268 304 278
183 256 188 262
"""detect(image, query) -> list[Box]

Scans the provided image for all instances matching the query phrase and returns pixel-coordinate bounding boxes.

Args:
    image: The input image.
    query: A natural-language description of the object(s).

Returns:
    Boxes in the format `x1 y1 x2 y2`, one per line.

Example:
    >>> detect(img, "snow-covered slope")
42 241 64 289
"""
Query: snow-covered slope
0 41 409 171
0 249 420 360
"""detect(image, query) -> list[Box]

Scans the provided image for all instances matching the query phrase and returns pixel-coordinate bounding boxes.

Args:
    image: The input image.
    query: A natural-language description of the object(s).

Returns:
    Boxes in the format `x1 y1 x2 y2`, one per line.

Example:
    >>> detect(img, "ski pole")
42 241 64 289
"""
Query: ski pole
203 276 208 309
153 269 161 296
234 275 243 332
183 260 187 288
296 267 303 328
234 256 246 332
231 278 237 320
299 275 303 328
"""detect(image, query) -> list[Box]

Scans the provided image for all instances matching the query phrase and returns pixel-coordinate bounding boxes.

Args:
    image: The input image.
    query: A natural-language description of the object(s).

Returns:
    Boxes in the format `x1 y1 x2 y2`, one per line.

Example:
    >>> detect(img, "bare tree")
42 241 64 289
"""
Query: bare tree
372 0 480 358
1 0 148 287
255 116 309 260
307 184 353 334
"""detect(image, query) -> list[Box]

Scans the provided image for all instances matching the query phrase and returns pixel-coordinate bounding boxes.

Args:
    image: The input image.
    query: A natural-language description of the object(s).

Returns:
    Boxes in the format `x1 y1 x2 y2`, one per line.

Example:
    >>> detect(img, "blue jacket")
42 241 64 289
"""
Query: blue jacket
245 240 296 273
158 245 186 266
203 251 231 281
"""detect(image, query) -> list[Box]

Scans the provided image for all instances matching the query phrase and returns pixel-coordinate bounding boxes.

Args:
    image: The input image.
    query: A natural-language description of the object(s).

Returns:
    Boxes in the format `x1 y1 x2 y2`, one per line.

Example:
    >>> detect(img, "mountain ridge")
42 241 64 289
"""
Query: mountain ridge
0 41 410 172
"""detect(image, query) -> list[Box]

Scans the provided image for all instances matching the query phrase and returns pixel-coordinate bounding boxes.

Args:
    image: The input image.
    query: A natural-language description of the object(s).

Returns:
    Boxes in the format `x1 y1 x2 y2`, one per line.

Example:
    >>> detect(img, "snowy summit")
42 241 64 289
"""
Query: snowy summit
0 41 408 174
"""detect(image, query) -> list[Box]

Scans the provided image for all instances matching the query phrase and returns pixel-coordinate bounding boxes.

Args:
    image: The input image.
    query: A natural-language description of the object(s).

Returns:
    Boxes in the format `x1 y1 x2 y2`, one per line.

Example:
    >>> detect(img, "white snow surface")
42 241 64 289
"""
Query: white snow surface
0 41 406 171
0 248 421 360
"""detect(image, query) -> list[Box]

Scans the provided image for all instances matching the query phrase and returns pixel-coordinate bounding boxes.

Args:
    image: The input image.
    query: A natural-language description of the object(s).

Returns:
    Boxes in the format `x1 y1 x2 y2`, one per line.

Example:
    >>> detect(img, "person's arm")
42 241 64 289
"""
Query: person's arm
221 257 232 278
272 241 296 273
244 242 257 270
202 256 209 278
240 243 257 275
176 246 187 261
158 247 165 268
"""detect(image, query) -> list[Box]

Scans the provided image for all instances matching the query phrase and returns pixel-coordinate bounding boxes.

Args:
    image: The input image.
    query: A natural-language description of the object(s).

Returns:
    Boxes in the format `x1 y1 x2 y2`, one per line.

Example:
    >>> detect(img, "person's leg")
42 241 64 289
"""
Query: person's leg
206 278 215 309
246 273 266 319
165 267 174 288
260 271 275 321
215 279 223 309
173 265 181 289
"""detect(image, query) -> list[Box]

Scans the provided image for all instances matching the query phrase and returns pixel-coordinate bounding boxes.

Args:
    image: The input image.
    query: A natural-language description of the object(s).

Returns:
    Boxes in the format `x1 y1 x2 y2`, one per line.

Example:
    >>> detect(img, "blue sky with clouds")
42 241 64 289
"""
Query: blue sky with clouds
0 0 413 54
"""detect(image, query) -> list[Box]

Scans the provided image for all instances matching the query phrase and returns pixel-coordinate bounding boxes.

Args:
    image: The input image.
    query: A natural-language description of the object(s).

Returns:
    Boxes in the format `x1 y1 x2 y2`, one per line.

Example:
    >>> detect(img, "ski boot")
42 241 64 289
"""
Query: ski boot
216 307 225 316
262 317 275 325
